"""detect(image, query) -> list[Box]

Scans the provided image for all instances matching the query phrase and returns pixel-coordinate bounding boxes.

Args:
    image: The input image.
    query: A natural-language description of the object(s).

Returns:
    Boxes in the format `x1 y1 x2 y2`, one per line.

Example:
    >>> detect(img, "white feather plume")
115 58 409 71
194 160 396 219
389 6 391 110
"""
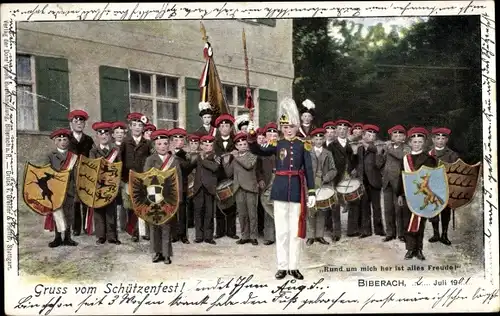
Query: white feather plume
302 99 315 110
198 101 211 112
235 113 250 131
279 97 300 126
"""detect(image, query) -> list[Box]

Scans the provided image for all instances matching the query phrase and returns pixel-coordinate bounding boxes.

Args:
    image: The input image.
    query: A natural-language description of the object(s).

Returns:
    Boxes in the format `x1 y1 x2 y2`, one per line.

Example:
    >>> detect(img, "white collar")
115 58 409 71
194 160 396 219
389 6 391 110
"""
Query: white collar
411 150 423 155
434 146 445 150
57 148 67 154
115 141 121 146
221 135 230 141
174 149 180 153
314 146 323 151
203 124 211 129
302 123 310 127
132 135 142 142
100 144 110 150
73 132 82 140
338 137 347 146
158 154 166 162
393 144 400 149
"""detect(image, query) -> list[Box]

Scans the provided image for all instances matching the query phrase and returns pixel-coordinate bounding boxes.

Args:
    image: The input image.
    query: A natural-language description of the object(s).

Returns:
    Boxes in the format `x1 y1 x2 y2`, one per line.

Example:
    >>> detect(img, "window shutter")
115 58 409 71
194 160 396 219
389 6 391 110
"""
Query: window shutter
99 66 130 122
35 56 70 131
258 89 278 127
185 77 200 133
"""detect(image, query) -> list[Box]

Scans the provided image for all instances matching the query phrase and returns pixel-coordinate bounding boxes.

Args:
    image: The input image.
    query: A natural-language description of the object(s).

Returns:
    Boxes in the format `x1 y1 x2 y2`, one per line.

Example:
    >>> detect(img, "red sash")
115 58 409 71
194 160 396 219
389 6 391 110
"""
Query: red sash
44 151 78 232
86 148 119 235
405 154 421 233
274 169 307 239
160 153 172 171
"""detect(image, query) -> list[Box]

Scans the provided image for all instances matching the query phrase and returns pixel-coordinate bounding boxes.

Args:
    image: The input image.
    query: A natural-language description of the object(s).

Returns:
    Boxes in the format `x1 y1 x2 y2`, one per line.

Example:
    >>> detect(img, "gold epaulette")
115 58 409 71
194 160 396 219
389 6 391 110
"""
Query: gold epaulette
268 139 277 146
302 139 312 152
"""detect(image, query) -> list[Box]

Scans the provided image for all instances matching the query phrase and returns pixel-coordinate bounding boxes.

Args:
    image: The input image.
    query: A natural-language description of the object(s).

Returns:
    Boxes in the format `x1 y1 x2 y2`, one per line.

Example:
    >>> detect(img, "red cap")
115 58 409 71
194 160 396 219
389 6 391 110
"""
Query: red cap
127 112 148 124
352 123 363 130
407 127 429 138
431 127 451 136
322 121 336 129
169 128 187 138
388 125 406 134
92 122 113 132
363 124 379 133
68 110 89 121
50 128 71 139
150 129 170 141
256 127 265 136
234 132 247 143
112 121 127 130
265 122 278 132
144 123 156 132
335 119 352 127
200 135 215 143
188 134 201 142
310 128 326 137
215 114 235 127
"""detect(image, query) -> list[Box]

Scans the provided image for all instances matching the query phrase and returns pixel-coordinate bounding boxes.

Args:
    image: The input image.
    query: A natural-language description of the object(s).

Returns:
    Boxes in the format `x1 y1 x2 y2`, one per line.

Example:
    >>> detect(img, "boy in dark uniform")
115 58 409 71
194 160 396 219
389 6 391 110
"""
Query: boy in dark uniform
89 122 122 245
298 99 317 138
213 114 239 240
170 128 196 244
192 135 219 244
196 101 214 136
42 128 79 247
397 127 438 261
428 127 459 245
256 127 267 236
248 97 316 280
112 121 127 231
381 125 410 242
120 112 151 242
144 129 180 264
187 134 201 228
357 124 385 238
67 109 95 236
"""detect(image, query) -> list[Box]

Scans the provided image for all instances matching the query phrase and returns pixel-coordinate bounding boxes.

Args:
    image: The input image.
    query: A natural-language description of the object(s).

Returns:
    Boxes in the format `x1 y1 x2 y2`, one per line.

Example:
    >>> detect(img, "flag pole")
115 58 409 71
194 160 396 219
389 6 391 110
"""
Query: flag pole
242 28 255 132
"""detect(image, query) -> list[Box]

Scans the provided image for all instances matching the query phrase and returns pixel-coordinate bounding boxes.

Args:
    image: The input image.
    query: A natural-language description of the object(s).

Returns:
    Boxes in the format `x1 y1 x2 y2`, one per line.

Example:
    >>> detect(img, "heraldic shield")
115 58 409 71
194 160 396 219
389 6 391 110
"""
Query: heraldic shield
442 159 482 209
129 168 180 226
76 156 122 208
23 163 70 216
402 165 449 218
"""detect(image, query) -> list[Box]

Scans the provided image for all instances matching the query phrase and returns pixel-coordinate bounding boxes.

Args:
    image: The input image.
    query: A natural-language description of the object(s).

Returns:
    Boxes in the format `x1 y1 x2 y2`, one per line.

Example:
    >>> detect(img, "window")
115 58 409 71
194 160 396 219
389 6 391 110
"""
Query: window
129 71 179 129
223 84 255 117
16 54 37 130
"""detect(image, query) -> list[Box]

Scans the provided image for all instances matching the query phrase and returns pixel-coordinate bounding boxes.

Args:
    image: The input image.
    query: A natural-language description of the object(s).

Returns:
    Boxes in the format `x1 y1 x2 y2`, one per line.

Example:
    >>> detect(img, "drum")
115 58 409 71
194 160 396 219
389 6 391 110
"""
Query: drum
315 187 338 210
187 173 195 198
216 180 234 201
336 178 364 203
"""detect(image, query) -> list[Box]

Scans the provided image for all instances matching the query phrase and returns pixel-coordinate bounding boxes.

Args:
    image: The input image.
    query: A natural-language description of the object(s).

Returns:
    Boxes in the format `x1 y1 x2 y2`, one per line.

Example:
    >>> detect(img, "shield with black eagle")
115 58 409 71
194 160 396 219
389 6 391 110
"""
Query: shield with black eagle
128 168 180 225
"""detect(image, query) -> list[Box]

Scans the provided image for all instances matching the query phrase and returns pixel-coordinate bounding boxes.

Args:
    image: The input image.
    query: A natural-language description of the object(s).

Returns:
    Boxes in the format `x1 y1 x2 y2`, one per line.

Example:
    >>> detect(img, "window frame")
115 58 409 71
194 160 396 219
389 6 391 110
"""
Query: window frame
128 69 180 129
223 83 257 118
16 53 39 131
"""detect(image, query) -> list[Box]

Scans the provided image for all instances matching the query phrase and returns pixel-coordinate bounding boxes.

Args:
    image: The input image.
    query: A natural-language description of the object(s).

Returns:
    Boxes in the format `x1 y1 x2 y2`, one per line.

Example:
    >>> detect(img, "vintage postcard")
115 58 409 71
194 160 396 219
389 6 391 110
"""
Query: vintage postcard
2 1 498 314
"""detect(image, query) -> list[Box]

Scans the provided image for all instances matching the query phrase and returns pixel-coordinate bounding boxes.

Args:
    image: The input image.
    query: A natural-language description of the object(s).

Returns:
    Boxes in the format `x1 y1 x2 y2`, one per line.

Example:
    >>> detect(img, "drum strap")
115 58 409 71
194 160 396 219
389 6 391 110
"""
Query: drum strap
404 154 421 233
275 170 307 239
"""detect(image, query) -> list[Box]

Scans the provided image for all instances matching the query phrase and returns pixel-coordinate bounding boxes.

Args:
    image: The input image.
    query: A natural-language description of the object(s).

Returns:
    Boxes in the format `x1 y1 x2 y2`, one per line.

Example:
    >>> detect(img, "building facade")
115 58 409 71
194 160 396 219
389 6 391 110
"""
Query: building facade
16 19 293 167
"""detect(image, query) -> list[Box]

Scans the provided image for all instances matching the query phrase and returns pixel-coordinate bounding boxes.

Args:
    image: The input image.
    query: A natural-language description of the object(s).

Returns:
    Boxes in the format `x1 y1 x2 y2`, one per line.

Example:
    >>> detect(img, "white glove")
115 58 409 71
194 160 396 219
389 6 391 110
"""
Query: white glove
307 195 316 208
214 156 221 164
248 120 255 132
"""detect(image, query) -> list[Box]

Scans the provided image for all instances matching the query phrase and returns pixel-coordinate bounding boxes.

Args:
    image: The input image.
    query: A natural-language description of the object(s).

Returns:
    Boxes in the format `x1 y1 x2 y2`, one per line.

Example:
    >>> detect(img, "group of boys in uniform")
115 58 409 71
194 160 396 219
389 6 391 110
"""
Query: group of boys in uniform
40 95 460 278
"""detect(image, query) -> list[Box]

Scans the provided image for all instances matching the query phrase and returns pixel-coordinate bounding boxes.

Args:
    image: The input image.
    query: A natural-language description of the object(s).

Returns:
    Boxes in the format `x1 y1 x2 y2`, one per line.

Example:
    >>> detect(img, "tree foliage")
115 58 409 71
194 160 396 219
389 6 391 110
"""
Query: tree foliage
293 16 482 162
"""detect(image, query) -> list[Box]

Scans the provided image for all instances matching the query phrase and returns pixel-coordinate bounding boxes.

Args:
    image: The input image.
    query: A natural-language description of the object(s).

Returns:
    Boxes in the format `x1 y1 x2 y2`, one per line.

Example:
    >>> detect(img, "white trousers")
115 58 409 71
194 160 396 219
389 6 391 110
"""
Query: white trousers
274 201 302 270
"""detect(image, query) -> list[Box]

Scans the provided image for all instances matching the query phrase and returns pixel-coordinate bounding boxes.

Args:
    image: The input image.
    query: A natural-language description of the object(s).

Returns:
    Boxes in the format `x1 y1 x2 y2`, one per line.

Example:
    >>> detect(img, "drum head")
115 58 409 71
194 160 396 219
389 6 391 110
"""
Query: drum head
316 187 335 200
336 178 361 194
